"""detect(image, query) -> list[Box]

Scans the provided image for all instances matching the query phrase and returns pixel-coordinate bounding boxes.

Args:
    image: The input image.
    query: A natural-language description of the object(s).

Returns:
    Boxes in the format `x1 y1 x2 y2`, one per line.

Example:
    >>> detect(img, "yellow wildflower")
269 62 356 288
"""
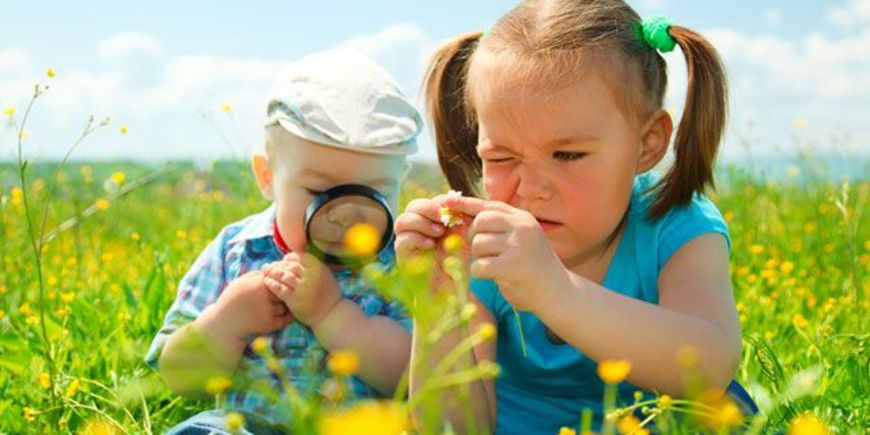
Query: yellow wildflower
221 103 234 113
0 310 5 320
597 359 631 384
328 350 360 377
787 413 830 435
617 414 646 434
23 407 36 422
659 394 672 409
265 356 281 372
343 223 380 256
65 378 80 398
792 116 806 130
39 372 51 389
204 375 232 396
749 244 764 254
225 412 245 432
477 323 496 341
130 232 141 241
46 67 56 78
81 418 117 435
3 107 14 117
780 261 795 274
319 401 409 435
110 171 126 185
19 302 32 316
676 345 699 368
443 233 464 254
60 292 75 303
792 313 809 329
696 390 743 430
95 198 110 210
26 315 39 325
176 229 188 239
120 125 128 135
559 427 577 435
251 336 269 355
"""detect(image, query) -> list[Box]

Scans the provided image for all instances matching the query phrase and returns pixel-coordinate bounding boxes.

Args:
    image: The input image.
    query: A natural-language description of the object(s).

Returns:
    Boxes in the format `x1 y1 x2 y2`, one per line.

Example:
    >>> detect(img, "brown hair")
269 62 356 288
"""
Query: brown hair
423 0 728 220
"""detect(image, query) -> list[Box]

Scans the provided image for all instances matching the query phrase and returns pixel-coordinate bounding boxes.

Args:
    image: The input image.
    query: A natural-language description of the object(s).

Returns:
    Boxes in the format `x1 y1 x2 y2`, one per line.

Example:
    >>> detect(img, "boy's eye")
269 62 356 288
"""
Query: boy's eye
553 151 587 161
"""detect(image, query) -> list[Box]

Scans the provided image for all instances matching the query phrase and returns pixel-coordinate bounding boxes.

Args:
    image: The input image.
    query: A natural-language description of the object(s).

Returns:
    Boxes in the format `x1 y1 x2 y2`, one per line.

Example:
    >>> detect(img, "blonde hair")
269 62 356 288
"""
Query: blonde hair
425 0 727 219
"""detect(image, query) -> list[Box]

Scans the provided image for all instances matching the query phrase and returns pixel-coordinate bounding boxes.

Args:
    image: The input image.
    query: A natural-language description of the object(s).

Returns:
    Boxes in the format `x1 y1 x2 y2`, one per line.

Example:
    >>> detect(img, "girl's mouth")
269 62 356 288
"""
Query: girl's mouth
536 218 562 232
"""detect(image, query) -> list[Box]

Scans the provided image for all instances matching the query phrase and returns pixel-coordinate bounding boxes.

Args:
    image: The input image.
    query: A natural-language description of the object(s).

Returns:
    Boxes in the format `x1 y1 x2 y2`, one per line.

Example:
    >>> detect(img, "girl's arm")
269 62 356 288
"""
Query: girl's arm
409 295 498 433
539 233 741 395
310 301 412 396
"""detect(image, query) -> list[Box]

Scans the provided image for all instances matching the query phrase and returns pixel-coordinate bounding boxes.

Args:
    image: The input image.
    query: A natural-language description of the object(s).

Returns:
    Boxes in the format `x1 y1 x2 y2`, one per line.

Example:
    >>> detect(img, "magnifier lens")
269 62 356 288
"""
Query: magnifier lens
305 185 393 265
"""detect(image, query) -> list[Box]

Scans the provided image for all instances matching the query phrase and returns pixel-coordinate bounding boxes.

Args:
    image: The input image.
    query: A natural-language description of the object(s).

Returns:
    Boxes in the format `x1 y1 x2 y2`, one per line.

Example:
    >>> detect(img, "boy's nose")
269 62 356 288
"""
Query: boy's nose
327 203 364 228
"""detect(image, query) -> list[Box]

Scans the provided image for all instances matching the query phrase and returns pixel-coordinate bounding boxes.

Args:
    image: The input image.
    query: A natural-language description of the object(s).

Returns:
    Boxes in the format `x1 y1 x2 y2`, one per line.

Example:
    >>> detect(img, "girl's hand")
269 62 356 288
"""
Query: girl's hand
262 253 342 328
393 194 450 260
394 194 473 289
444 196 569 313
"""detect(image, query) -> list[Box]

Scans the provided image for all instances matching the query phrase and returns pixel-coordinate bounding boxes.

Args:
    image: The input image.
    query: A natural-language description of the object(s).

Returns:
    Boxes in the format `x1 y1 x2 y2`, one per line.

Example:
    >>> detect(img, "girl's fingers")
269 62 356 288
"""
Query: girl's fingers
395 232 436 257
469 210 511 238
444 196 514 217
395 212 446 238
470 233 505 259
469 257 499 281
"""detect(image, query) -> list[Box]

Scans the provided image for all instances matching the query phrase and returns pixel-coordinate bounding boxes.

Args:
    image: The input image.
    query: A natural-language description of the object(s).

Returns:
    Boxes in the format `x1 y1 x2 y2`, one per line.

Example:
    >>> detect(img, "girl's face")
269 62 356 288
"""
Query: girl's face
474 69 646 271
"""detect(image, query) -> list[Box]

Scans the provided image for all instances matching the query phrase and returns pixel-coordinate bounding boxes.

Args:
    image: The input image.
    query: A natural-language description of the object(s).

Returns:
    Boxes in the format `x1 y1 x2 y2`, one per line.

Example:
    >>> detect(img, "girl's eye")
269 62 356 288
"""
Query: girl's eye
484 157 514 164
553 151 587 161
304 188 323 196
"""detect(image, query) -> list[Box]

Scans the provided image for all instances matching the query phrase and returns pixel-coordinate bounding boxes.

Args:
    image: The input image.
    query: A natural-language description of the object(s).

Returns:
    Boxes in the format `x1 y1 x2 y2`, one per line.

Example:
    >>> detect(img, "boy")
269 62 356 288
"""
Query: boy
146 49 422 434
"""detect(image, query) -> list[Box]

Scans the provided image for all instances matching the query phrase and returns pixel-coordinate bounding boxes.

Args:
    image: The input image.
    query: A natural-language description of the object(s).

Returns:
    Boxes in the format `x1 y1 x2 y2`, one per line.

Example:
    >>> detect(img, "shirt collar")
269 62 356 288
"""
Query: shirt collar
227 203 278 246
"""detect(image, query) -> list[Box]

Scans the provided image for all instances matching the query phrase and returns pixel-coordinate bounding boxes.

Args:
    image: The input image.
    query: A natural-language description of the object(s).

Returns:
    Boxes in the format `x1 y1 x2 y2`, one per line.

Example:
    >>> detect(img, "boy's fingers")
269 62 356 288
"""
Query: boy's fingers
265 276 294 302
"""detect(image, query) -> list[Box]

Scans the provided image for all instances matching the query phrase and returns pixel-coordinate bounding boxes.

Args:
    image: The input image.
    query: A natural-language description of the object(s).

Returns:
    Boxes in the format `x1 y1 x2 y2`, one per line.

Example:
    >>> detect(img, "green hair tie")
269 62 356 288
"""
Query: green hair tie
640 15 676 53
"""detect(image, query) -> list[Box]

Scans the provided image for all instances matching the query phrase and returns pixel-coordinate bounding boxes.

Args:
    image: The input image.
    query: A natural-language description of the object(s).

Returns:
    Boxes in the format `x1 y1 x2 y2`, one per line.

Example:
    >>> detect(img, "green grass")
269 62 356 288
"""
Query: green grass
0 156 866 433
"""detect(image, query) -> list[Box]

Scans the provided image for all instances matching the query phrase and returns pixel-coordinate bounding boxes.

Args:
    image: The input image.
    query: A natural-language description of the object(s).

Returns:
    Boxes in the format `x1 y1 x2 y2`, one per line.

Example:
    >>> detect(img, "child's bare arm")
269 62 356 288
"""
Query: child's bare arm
157 271 293 397
263 253 411 395
311 300 412 395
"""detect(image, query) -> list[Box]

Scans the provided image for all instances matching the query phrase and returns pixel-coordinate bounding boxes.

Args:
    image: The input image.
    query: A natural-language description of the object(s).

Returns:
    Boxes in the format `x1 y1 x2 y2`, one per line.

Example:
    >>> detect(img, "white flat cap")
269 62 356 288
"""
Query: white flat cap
265 49 422 155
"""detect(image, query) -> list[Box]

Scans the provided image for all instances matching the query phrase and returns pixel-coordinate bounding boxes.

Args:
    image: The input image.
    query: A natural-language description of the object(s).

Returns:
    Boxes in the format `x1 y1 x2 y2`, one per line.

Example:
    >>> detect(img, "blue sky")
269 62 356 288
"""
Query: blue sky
1 0 868 163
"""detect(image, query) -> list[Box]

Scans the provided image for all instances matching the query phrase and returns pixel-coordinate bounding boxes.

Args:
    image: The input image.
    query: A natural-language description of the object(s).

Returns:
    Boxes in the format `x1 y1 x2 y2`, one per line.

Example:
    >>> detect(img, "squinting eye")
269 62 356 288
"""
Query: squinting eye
304 188 323 196
553 151 587 161
485 157 513 164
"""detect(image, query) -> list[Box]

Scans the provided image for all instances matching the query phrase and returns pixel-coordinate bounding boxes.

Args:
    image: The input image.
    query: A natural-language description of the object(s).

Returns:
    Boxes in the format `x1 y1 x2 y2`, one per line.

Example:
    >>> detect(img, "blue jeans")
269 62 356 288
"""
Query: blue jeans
166 410 288 435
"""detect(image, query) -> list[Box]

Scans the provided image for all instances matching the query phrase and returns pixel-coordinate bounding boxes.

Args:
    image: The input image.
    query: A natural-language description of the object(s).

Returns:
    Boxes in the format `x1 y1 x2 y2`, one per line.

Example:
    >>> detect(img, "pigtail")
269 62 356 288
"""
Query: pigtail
423 31 484 197
649 26 728 220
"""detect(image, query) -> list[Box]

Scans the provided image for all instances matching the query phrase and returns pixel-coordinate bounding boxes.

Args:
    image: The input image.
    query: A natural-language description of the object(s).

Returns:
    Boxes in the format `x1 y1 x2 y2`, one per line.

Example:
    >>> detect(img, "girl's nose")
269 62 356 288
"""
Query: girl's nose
515 163 553 201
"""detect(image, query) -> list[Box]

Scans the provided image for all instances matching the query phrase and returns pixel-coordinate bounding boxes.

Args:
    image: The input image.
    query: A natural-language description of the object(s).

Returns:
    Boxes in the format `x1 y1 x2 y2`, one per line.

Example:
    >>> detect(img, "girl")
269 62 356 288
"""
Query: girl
395 0 755 432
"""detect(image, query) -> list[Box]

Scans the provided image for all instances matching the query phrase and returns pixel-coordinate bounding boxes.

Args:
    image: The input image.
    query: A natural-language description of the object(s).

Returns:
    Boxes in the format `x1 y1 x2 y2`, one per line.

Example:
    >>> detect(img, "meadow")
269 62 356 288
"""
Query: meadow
0 92 868 434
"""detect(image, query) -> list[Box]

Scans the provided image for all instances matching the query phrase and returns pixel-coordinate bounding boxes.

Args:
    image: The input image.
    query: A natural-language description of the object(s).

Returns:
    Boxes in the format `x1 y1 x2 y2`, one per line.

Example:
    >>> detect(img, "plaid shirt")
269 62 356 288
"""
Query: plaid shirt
145 204 410 424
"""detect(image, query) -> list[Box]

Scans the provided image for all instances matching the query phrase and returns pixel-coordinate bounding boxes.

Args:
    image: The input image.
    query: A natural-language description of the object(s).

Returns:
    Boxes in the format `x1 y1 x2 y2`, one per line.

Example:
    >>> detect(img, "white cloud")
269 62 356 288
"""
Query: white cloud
98 32 163 61
0 48 33 78
827 0 870 30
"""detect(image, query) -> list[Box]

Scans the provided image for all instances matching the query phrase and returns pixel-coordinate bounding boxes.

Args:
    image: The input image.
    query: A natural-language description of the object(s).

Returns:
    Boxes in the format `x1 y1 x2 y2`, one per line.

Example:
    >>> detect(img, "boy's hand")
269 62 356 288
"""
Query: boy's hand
263 253 342 328
442 195 569 314
205 271 295 343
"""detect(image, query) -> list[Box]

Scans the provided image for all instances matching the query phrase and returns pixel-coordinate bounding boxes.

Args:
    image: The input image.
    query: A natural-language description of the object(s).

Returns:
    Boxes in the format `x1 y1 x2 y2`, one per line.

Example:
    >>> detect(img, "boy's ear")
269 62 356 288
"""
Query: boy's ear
636 109 673 174
251 151 274 200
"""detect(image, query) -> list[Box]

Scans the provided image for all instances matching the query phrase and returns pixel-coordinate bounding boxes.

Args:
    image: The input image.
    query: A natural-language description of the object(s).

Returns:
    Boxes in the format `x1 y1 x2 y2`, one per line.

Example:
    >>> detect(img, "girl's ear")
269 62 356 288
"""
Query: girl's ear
251 151 274 200
636 109 673 174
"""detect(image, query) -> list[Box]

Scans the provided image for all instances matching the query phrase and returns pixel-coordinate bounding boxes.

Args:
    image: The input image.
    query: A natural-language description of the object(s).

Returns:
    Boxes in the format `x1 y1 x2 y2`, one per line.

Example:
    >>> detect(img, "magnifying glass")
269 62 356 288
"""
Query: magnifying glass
304 184 394 267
